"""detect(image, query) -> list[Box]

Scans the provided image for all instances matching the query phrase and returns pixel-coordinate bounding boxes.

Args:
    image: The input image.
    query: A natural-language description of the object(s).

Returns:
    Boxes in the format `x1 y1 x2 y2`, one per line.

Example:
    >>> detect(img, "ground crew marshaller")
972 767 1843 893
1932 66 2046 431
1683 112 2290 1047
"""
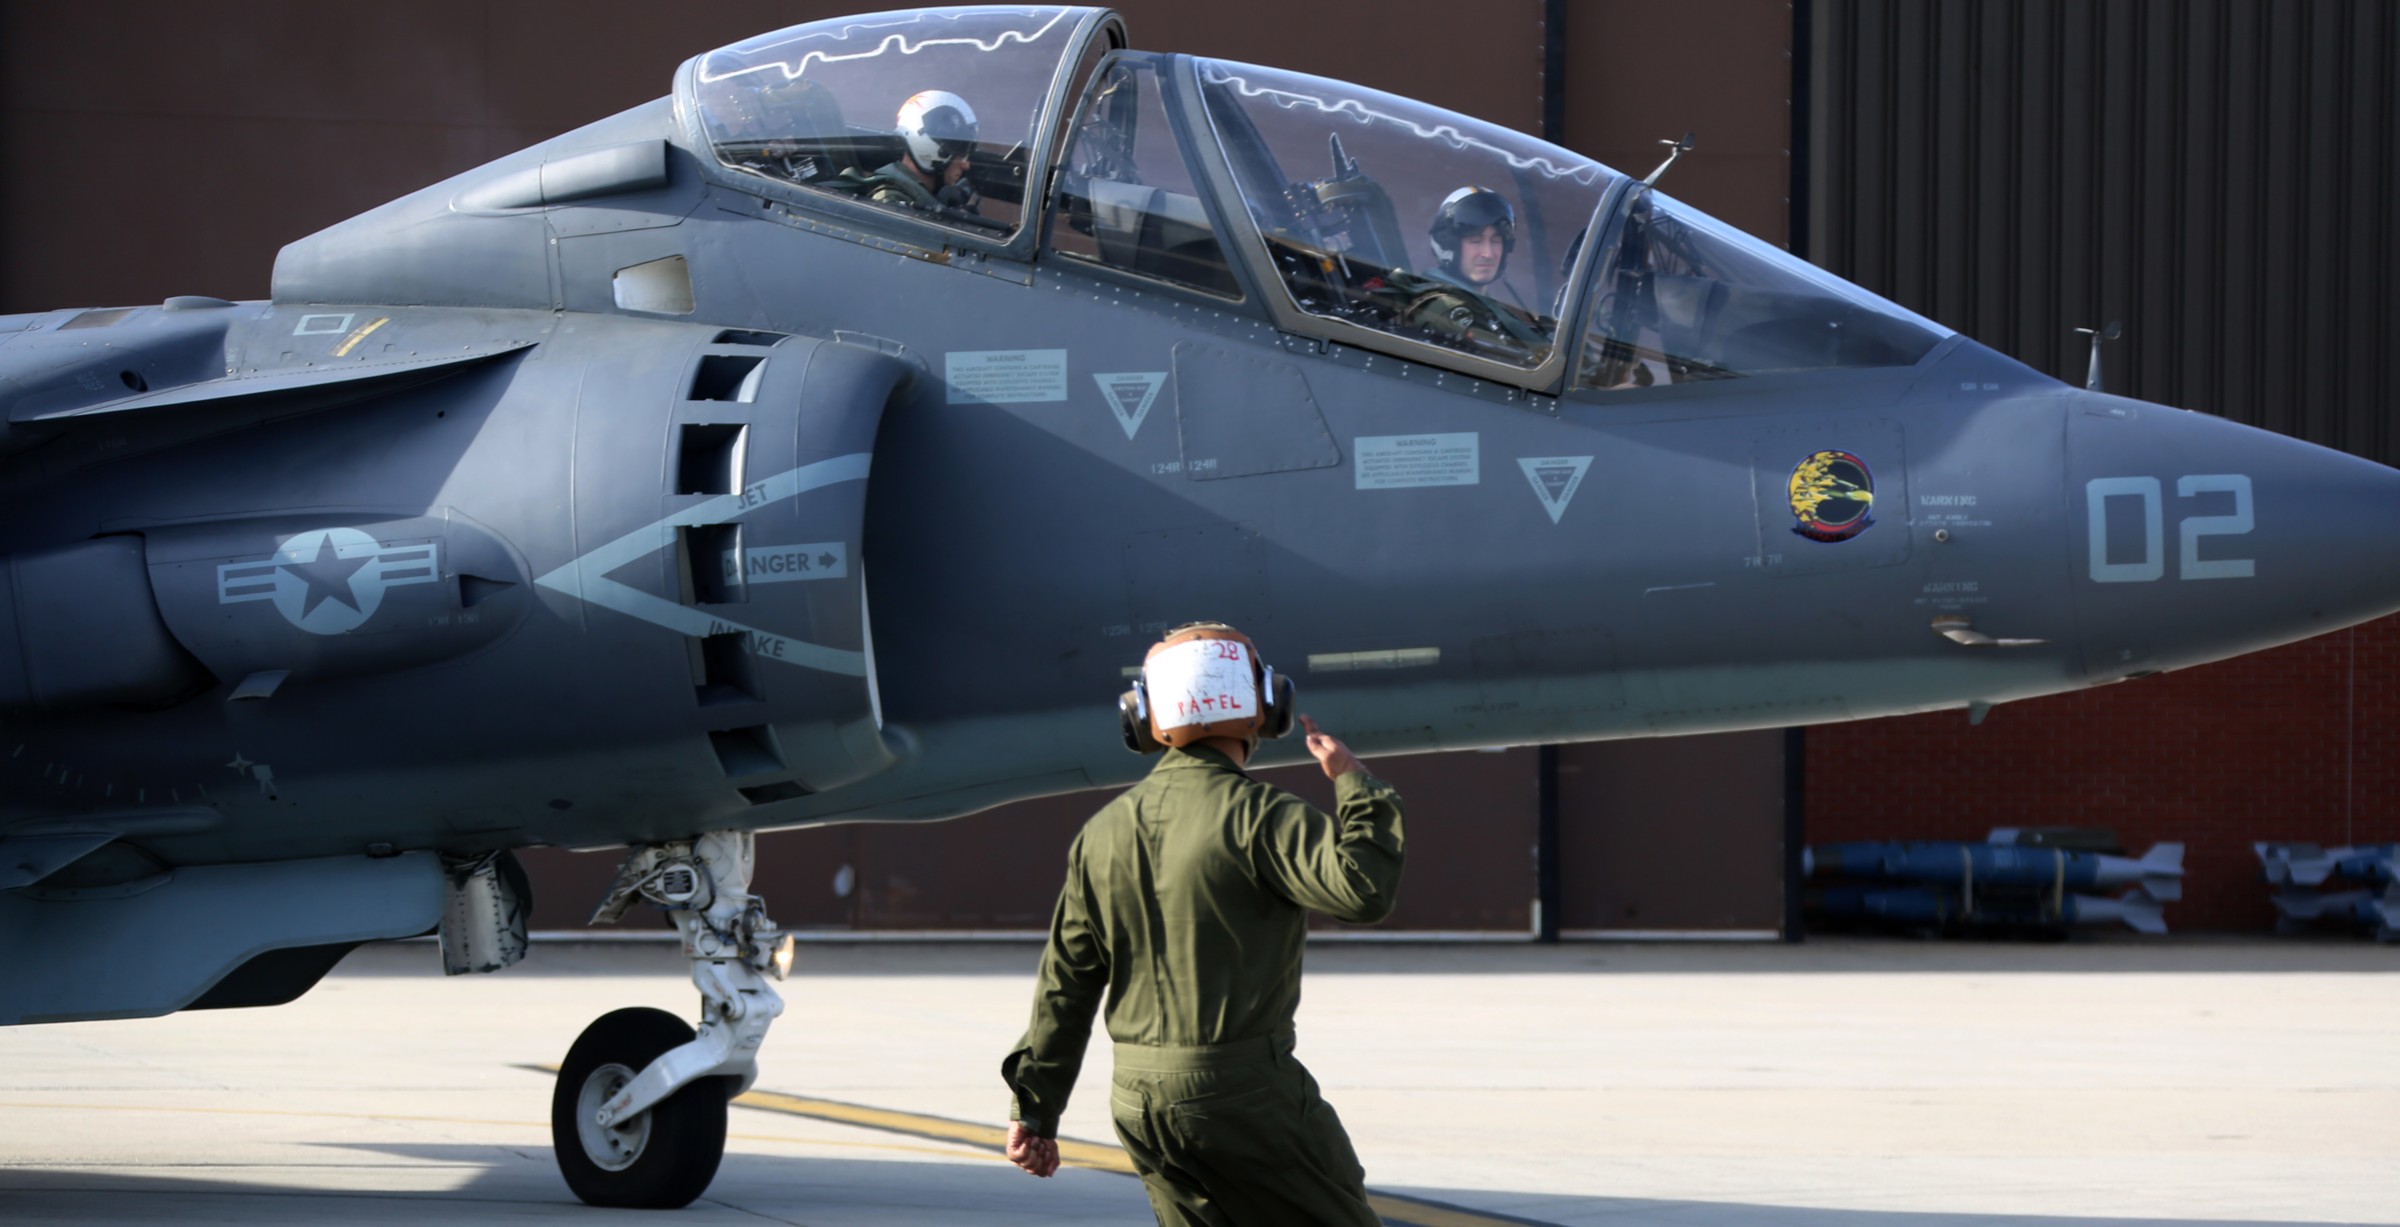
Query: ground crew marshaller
1000 622 1405 1226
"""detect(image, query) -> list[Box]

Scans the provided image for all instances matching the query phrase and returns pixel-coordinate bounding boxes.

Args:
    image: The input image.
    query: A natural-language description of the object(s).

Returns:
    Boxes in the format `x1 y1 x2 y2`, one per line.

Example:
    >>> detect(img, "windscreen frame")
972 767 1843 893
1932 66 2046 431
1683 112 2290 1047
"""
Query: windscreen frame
1036 50 1275 309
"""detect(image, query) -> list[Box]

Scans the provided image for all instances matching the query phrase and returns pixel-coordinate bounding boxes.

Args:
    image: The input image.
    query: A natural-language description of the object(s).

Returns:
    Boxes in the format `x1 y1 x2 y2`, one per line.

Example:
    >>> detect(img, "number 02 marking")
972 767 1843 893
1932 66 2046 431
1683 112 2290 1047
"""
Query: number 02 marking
2086 474 2253 583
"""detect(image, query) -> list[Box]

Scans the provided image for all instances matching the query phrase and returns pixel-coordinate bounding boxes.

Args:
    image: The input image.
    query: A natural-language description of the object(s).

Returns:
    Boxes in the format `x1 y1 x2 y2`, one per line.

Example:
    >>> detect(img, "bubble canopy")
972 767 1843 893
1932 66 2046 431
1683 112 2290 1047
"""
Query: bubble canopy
1196 59 1624 370
689 7 1106 239
682 10 1950 390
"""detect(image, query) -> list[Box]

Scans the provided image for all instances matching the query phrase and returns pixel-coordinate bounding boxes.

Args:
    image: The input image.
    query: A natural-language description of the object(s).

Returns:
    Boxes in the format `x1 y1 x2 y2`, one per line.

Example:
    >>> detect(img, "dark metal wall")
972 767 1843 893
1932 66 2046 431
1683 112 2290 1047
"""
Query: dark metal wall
1569 0 1797 247
1556 732 1788 935
1808 0 2400 462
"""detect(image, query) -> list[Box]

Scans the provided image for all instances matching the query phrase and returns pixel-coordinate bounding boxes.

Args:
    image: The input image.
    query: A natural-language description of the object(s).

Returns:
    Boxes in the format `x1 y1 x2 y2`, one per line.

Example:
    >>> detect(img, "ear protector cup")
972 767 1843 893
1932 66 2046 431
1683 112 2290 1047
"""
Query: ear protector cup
1119 680 1162 754
1260 667 1297 740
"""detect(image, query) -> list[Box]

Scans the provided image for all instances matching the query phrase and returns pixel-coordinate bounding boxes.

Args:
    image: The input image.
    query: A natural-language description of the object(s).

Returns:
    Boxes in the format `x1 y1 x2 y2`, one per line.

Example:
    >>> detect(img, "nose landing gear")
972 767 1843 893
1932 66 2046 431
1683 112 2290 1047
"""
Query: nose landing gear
550 830 794 1208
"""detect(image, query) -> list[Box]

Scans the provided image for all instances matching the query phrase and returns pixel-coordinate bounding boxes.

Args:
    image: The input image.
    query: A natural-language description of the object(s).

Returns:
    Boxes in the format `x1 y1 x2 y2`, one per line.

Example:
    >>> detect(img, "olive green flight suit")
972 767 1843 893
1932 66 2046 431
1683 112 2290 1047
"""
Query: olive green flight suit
1386 270 1552 362
837 161 944 212
1002 745 1406 1227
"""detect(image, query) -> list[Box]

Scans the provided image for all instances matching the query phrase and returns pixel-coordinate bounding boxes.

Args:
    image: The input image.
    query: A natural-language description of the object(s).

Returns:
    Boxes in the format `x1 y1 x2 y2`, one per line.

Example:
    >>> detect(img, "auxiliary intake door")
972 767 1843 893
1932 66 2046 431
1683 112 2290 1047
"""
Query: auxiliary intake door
635 334 917 798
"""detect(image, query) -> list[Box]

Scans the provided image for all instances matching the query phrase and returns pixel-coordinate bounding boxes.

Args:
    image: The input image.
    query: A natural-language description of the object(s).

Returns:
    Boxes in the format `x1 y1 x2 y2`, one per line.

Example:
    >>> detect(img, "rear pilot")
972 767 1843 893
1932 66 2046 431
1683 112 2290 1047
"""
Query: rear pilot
1400 186 1550 358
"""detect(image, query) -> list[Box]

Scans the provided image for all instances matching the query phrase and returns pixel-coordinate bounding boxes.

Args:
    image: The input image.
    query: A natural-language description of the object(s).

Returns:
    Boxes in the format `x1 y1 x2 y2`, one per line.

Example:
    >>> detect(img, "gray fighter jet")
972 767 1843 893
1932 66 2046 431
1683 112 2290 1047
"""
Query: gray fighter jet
6 6 2397 1209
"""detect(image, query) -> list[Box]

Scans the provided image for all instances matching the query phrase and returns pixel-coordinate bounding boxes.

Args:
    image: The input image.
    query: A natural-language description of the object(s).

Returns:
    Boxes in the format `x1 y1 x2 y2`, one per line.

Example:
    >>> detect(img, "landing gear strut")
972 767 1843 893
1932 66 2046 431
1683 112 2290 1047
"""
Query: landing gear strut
551 830 794 1208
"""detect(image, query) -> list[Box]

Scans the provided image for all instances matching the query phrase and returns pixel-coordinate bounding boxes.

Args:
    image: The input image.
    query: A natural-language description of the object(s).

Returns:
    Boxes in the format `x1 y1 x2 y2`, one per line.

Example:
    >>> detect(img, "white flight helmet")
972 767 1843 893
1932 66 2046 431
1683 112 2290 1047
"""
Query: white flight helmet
897 89 980 174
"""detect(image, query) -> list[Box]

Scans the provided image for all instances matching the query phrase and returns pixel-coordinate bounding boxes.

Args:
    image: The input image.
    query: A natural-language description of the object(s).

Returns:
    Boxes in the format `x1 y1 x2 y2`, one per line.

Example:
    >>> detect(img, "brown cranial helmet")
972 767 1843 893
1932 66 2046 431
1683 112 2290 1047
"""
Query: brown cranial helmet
1118 622 1297 754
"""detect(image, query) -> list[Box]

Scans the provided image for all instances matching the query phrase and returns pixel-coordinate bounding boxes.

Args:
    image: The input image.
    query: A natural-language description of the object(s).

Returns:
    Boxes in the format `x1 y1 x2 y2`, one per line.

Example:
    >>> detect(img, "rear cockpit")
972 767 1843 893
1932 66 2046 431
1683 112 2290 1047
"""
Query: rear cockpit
1193 60 1616 375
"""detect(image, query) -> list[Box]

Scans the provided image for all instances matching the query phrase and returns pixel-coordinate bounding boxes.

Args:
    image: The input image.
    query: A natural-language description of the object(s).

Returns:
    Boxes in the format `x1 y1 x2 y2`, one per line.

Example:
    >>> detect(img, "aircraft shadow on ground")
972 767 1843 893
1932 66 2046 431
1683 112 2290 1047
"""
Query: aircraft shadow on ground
0 1142 2360 1227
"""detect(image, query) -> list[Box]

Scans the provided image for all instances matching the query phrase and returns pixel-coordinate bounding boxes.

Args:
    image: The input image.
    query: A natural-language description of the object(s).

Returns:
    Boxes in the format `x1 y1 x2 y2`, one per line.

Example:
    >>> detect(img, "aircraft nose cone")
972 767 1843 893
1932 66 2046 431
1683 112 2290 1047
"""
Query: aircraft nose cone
2068 397 2400 680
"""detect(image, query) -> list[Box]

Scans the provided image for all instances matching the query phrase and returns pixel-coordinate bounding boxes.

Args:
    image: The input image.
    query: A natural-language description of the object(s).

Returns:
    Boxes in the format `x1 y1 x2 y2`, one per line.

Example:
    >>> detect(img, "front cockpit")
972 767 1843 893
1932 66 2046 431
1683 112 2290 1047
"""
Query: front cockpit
676 6 1953 396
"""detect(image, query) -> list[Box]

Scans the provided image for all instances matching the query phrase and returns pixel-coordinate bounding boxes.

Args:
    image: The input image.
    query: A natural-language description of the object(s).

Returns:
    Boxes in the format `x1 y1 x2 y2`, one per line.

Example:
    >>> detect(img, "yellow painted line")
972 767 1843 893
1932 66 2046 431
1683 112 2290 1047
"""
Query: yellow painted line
1367 1194 1564 1227
333 316 390 357
13 1068 1559 1226
529 1063 1552 1225
736 1088 1139 1175
723 1087 1557 1227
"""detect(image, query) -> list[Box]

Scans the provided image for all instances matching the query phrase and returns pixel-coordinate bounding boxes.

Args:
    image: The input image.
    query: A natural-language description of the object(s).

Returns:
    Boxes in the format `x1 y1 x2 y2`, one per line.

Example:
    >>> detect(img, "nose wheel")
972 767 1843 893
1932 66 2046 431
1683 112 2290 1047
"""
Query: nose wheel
551 1007 731 1207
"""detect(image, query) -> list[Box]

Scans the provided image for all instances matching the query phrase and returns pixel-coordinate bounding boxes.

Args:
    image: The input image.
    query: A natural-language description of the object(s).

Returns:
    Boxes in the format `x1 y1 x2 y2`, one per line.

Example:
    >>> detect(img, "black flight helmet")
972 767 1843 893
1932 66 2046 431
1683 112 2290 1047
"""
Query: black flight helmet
1428 186 1517 284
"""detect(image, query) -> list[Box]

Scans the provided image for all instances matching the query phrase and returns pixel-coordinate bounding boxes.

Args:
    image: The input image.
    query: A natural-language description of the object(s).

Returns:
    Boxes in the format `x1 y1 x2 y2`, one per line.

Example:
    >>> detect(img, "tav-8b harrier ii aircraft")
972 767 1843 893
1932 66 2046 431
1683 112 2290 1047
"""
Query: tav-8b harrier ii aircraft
5 5 2396 1208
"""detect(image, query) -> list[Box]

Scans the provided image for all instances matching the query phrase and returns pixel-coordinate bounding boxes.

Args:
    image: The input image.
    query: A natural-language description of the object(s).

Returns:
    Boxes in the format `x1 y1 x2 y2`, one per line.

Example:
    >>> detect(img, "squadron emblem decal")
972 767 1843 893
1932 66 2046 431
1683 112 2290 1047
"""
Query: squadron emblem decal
1787 449 1877 543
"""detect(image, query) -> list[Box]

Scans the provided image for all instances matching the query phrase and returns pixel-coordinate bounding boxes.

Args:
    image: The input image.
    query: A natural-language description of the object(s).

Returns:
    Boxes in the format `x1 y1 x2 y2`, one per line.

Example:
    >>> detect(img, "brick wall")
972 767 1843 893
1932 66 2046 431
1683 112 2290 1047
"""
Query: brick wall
1806 615 2400 930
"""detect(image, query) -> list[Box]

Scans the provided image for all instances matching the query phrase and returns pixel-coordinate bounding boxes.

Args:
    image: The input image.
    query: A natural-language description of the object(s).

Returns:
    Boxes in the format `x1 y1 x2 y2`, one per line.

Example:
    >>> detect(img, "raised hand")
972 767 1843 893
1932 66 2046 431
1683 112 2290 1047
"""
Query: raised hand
1300 715 1366 781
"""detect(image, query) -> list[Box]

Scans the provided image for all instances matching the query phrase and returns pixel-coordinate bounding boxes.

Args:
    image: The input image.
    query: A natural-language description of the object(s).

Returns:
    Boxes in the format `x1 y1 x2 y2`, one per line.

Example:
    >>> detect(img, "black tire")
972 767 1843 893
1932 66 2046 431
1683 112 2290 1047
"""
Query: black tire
550 1006 732 1208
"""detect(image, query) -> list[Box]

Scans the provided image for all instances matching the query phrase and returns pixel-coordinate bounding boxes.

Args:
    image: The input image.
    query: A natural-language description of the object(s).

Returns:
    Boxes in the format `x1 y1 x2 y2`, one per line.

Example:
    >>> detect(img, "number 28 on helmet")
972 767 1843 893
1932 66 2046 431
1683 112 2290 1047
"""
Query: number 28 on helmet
1117 622 1298 754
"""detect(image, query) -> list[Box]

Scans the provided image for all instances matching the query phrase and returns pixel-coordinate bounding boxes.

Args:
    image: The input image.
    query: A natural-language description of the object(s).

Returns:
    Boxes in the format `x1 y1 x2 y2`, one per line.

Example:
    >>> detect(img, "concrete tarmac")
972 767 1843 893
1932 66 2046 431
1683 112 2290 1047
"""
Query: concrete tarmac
1 938 2394 1226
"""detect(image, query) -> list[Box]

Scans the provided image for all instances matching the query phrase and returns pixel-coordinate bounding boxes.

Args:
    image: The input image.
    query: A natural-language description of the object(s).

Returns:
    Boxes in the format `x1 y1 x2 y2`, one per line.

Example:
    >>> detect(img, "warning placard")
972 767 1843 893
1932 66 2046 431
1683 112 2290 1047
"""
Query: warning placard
1093 371 1167 439
1517 456 1592 523
1354 433 1480 489
946 349 1068 405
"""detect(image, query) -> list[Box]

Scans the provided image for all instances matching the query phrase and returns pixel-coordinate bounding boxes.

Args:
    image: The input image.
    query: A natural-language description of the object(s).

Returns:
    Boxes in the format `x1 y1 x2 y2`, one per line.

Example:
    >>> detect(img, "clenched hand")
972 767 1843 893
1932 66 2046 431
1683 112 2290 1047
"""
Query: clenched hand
1006 1119 1060 1177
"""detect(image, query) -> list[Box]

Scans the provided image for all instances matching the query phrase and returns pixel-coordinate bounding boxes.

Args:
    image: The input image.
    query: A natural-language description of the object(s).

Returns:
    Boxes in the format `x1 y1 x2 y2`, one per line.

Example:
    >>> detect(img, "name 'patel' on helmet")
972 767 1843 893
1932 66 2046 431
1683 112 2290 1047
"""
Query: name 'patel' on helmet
1118 622 1297 754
